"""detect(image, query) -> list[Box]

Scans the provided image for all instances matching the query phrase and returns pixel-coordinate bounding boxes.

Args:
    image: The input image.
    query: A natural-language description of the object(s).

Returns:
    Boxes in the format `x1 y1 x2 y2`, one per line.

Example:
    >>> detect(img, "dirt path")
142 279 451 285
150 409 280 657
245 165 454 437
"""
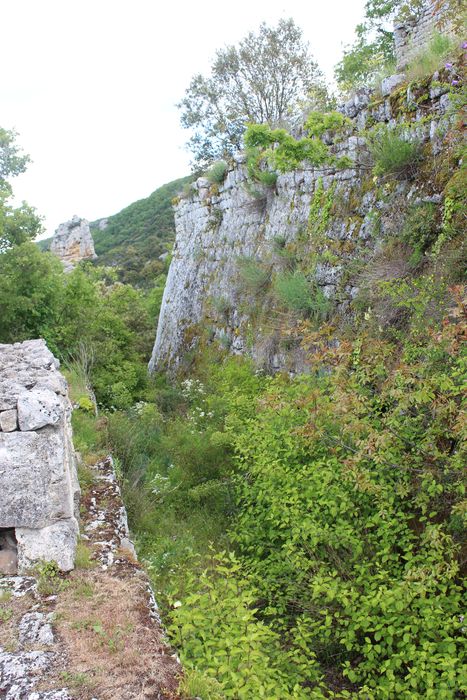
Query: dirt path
0 456 182 700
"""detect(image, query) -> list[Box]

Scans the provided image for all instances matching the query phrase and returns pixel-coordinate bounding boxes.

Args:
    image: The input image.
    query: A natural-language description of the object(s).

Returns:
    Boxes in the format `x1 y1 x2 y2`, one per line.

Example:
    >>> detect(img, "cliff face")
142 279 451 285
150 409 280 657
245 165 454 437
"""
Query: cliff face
50 215 97 272
149 78 453 374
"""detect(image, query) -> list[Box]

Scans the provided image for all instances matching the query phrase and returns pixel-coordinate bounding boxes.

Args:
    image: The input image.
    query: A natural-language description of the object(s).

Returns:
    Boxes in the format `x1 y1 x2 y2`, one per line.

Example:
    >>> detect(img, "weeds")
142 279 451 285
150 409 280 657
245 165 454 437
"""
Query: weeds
35 560 69 596
205 160 228 184
406 32 459 82
237 256 271 294
368 126 423 178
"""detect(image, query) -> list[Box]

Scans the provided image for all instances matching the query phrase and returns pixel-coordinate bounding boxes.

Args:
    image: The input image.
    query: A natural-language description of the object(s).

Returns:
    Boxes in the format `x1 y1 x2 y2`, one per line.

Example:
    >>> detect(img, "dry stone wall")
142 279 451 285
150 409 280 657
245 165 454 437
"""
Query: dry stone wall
149 79 452 373
0 340 79 573
394 1 454 69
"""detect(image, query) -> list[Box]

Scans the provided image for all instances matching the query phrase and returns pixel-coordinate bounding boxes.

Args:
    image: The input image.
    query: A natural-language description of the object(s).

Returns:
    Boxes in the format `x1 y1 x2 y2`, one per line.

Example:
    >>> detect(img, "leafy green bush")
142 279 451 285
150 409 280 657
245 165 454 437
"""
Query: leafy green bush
304 110 349 137
205 160 228 184
237 256 270 293
369 127 423 178
228 292 465 698
168 552 314 699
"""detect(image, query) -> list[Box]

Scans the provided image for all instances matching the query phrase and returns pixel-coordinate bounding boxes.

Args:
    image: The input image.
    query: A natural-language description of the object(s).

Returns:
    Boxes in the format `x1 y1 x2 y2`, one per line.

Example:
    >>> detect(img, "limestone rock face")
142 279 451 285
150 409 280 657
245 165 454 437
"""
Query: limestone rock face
50 215 97 272
0 339 80 572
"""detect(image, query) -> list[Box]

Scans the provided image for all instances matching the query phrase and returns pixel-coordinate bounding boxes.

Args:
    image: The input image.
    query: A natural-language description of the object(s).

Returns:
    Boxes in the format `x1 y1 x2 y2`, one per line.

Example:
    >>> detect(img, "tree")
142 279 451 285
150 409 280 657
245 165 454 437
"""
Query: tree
0 127 43 252
178 19 327 168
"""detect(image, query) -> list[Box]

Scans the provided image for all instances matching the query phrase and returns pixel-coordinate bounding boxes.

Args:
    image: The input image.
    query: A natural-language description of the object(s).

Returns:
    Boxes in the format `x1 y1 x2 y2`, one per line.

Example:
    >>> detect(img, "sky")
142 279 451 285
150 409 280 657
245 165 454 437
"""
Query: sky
2 0 366 238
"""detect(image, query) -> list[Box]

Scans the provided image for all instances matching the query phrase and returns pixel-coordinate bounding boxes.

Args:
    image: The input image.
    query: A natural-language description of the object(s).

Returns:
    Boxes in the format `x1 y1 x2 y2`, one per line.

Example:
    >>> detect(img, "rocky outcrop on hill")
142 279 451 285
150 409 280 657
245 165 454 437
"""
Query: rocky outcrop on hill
50 215 97 272
0 339 79 573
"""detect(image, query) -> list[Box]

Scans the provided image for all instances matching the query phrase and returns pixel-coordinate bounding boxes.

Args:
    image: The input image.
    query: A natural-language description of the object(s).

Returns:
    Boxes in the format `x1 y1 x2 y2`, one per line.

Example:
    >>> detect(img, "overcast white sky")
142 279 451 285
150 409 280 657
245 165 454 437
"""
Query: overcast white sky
2 0 366 238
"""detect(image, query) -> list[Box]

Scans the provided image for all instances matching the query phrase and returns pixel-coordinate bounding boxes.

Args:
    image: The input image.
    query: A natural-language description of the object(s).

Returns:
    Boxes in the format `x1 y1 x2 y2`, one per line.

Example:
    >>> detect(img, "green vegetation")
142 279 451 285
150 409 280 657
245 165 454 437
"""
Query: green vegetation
274 271 330 320
335 0 422 92
0 127 43 252
102 272 465 698
178 18 328 167
236 256 271 293
368 126 423 178
244 113 351 174
0 250 158 409
90 176 191 287
405 32 459 82
401 201 440 261
205 160 228 184
2 32 466 699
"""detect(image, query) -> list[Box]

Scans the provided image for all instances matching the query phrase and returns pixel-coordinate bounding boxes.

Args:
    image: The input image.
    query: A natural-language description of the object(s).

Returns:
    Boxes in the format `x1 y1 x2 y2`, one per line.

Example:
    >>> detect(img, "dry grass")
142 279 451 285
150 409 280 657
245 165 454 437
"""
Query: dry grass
0 590 35 652
53 570 181 699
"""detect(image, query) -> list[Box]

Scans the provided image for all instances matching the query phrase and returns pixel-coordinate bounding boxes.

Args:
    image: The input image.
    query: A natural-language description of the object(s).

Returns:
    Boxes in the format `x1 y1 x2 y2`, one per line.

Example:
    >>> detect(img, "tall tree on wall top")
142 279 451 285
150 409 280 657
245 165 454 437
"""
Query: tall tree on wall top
178 18 328 168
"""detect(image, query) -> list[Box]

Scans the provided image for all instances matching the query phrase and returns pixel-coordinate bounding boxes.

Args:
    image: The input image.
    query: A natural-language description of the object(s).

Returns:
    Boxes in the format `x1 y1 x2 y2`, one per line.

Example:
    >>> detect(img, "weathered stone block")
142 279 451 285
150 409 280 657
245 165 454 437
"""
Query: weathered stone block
16 519 79 573
0 409 17 432
0 429 74 529
0 340 79 572
17 388 62 431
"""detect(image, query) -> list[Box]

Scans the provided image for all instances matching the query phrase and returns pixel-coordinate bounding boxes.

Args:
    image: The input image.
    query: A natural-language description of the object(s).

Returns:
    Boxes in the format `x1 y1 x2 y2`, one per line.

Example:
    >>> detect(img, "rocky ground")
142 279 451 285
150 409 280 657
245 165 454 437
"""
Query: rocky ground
0 456 182 700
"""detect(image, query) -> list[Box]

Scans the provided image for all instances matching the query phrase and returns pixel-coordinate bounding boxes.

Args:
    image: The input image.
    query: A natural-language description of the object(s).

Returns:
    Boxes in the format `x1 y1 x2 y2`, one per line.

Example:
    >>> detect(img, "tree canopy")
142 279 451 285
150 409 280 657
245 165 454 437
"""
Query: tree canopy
0 127 42 251
178 19 327 168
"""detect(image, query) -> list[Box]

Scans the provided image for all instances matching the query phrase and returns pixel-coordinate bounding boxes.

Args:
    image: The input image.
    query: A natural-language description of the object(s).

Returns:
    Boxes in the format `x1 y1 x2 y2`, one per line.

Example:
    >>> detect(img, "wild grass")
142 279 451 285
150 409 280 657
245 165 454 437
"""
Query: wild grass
369 128 423 178
406 32 459 82
205 160 228 184
274 271 330 320
237 256 271 293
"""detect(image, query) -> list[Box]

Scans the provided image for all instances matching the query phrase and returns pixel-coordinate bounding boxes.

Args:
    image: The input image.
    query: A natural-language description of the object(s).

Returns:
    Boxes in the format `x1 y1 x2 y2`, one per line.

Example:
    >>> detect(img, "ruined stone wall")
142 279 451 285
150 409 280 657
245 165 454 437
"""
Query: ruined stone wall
394 1 453 69
0 340 79 573
149 78 452 373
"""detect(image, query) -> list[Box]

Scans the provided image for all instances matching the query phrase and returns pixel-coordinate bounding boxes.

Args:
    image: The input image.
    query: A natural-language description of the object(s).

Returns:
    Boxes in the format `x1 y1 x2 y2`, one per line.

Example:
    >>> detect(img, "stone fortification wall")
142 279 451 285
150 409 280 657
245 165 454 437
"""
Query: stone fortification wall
394 1 453 69
149 77 452 373
0 339 79 573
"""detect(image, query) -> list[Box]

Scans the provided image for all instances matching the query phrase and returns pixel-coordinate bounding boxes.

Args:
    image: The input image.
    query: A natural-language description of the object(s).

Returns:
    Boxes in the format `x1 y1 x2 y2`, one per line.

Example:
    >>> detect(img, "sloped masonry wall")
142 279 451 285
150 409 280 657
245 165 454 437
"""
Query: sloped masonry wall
0 340 80 573
149 80 452 373
394 0 454 69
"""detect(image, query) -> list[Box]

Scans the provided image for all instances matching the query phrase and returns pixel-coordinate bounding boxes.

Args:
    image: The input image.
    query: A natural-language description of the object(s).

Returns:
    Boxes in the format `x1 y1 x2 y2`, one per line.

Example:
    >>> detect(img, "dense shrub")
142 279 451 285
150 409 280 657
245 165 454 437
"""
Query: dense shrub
401 201 440 259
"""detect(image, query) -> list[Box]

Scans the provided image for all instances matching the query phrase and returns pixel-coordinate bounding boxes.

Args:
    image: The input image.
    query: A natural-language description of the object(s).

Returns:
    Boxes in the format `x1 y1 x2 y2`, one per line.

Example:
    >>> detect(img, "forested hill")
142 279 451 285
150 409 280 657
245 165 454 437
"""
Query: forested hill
39 175 192 286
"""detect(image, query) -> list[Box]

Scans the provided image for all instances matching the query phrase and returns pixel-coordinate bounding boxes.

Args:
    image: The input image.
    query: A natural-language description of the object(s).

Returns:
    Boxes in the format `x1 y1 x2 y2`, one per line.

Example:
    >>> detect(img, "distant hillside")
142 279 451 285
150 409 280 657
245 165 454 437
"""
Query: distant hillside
91 176 192 286
37 176 192 287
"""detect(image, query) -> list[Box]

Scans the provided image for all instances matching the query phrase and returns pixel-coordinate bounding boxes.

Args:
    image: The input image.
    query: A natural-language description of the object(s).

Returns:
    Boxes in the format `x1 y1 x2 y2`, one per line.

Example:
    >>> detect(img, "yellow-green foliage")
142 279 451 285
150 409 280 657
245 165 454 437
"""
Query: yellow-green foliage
123 277 464 699
244 114 352 173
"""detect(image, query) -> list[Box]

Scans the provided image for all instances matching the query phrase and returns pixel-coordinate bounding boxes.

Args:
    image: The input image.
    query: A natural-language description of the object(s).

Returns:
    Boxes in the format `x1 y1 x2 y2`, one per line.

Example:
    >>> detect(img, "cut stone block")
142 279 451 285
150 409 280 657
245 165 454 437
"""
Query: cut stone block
17 388 62 431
